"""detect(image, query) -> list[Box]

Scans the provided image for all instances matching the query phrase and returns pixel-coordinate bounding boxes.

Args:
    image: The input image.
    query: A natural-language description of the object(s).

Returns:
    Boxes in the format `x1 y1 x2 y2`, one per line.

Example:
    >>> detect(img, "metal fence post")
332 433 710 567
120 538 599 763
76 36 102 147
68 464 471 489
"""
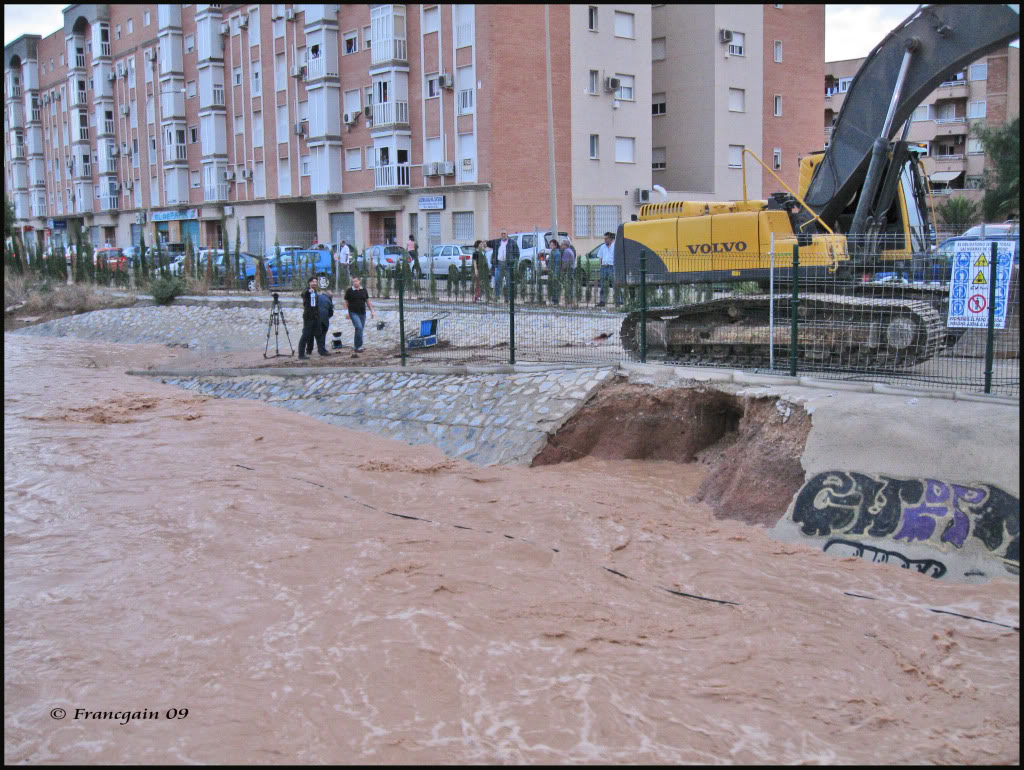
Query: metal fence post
790 244 800 377
769 232 775 370
984 241 997 394
509 256 516 365
398 268 407 367
639 248 648 363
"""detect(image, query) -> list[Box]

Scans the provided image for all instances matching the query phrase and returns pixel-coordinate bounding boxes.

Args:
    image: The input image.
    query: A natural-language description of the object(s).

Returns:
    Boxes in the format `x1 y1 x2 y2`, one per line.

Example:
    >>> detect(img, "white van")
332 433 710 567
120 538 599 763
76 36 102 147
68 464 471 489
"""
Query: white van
506 231 572 280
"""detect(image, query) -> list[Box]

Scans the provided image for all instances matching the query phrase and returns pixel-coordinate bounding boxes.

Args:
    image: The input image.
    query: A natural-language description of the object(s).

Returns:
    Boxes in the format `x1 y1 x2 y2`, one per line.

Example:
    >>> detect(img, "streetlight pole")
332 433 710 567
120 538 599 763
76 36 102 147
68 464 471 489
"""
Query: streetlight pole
544 5 558 249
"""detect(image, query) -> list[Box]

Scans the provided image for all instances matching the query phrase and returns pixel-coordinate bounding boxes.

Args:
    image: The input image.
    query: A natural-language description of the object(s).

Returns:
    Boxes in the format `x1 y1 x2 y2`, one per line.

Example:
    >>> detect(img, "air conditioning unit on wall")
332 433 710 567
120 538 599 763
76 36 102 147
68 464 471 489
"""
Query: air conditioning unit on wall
222 169 235 181
293 121 306 136
719 29 734 44
240 167 252 179
439 73 454 89
423 161 439 177
220 22 229 35
604 76 620 93
440 160 455 175
238 16 248 29
286 9 296 21
634 188 651 204
343 112 357 125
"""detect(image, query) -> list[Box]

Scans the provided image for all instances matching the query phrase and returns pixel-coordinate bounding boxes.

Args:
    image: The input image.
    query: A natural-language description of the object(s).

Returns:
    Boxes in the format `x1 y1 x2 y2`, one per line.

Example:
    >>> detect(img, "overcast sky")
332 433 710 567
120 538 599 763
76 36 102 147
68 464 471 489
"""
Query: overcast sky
3 4 1019 60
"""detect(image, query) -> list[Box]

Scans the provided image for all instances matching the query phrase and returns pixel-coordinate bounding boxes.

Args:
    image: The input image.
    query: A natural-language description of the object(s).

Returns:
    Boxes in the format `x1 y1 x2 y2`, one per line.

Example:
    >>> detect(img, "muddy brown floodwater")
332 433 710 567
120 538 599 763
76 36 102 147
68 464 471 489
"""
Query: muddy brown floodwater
4 334 1019 764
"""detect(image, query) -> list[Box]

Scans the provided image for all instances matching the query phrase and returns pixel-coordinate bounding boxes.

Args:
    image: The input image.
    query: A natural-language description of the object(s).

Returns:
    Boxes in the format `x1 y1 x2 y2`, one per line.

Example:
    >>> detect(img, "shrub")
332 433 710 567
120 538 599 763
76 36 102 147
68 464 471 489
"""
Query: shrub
150 275 187 305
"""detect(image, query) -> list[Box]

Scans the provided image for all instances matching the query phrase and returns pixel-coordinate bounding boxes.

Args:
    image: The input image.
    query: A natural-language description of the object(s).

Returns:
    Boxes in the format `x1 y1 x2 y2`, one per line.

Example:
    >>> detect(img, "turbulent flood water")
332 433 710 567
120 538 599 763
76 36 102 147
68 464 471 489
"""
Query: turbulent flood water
4 334 1019 764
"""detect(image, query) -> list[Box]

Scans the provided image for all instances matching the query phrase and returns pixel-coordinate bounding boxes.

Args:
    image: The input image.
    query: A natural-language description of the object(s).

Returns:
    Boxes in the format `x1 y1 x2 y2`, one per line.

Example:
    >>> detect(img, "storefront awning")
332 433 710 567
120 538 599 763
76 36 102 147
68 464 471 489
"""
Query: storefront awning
929 171 963 184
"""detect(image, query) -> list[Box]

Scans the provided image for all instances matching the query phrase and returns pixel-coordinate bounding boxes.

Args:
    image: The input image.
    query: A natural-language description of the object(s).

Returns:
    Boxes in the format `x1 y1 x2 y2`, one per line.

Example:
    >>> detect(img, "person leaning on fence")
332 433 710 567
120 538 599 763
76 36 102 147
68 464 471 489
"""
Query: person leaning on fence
472 239 486 302
560 238 576 302
298 277 329 359
487 230 519 300
597 231 616 306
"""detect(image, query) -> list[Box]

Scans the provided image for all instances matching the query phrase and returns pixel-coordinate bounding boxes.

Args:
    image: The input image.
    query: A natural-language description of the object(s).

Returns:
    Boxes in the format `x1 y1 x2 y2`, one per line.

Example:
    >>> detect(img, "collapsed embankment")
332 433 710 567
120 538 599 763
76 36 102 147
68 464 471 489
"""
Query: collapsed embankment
533 382 812 528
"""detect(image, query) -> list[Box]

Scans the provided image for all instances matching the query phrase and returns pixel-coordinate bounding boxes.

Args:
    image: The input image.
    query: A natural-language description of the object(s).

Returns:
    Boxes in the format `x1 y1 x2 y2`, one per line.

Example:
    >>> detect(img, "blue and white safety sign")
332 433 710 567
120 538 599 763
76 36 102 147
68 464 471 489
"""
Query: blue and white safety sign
947 241 1014 329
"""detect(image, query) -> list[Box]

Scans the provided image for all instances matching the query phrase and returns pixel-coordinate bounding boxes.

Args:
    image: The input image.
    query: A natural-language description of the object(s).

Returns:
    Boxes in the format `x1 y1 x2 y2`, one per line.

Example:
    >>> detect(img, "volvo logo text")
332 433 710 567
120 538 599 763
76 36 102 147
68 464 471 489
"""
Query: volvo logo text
685 241 748 255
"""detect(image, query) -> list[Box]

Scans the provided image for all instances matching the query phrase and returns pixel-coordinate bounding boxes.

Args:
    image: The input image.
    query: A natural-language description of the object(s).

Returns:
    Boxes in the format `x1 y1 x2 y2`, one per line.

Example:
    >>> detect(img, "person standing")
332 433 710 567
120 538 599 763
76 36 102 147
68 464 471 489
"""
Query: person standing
406 235 419 277
597 231 616 306
337 239 351 281
472 239 486 302
487 230 519 301
560 238 577 304
305 288 334 356
548 238 562 281
298 277 327 359
344 276 375 353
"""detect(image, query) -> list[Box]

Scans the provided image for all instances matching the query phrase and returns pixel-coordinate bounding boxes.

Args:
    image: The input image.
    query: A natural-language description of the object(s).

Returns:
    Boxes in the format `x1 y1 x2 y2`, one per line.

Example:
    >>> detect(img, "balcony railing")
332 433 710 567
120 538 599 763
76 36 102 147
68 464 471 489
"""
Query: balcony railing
934 153 964 161
204 183 230 202
212 87 225 106
12 145 26 159
371 37 407 66
374 163 410 189
173 144 188 161
101 194 119 211
106 158 118 173
935 117 966 125
31 108 41 122
371 100 408 127
81 163 91 176
78 127 90 141
937 79 967 88
11 84 22 97
76 55 86 68
100 42 111 57
455 23 474 48
928 187 955 196
104 119 115 134
305 56 338 80
74 90 88 106
824 126 833 135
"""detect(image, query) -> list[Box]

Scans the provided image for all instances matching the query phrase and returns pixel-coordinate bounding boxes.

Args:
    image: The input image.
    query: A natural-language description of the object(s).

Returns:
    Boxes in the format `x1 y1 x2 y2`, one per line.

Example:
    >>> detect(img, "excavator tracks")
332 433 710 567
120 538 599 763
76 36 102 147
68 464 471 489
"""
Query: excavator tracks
620 293 946 370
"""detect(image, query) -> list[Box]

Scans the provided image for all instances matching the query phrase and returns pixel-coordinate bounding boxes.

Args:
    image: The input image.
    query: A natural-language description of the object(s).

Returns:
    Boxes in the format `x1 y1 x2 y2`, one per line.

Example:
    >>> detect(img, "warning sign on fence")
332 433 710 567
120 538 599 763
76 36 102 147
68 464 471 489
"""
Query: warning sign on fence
947 241 1014 329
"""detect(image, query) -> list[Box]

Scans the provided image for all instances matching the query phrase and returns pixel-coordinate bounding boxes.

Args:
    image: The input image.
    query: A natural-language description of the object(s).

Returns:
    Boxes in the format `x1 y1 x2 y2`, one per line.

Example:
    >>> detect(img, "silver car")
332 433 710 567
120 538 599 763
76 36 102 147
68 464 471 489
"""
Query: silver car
417 244 474 277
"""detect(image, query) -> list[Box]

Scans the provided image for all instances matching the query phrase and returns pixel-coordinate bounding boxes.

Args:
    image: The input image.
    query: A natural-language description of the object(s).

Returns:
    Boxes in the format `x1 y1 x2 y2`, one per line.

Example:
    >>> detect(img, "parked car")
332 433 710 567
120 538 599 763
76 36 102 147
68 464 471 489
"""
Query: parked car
264 244 304 260
362 244 409 274
958 223 1019 239
246 248 333 290
504 231 573 280
415 244 473 277
935 234 1020 266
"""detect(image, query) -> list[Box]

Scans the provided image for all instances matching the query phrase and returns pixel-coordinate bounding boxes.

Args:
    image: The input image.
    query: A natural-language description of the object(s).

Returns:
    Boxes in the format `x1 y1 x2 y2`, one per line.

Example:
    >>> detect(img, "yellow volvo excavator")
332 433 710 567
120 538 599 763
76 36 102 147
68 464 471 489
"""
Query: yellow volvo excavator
616 4 1019 368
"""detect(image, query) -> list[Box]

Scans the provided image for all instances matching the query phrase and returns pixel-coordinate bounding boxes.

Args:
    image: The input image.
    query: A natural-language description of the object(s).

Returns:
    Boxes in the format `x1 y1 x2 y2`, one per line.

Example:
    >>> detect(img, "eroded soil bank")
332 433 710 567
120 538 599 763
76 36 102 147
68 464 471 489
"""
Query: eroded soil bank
4 335 1019 764
533 381 812 527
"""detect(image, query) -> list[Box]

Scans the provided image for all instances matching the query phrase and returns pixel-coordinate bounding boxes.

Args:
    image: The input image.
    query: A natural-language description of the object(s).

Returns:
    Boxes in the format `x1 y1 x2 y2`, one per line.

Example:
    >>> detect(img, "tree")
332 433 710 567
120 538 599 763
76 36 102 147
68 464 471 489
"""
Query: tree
234 221 241 291
935 196 981 232
972 117 1019 221
3 193 14 241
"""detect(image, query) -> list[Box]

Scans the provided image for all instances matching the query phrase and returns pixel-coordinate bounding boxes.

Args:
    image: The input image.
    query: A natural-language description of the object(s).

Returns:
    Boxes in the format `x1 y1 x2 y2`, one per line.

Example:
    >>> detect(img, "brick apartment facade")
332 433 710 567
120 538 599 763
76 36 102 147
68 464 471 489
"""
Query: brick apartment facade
825 45 1020 208
5 3 652 257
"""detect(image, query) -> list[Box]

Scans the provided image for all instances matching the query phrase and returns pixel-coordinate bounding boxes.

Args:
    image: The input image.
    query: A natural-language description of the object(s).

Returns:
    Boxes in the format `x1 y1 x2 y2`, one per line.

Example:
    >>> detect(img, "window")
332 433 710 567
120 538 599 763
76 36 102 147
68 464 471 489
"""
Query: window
589 134 599 159
423 6 440 34
150 134 156 152
252 112 262 147
967 138 984 154
774 40 783 63
965 175 984 190
191 170 200 188
248 9 260 46
652 92 666 116
453 211 474 241
837 77 852 93
728 88 745 112
251 62 261 91
458 86 474 115
278 157 291 196
574 205 591 238
254 161 265 197
343 30 358 55
144 10 151 26
933 102 955 121
185 35 195 54
234 113 244 134
116 25 121 40
426 74 440 98
912 105 929 121
345 147 362 170
127 18 133 35
593 206 620 235
615 74 634 100
298 100 308 121
969 63 987 81
614 11 635 38
614 136 635 163
588 69 599 95
652 37 666 61
652 147 666 171
186 80 197 99
234 67 242 86
728 144 744 168
588 6 598 31
276 104 288 138
366 145 375 167
301 155 311 176
189 125 198 143
728 31 745 56
773 148 782 170
968 100 986 119
773 95 782 117
59 54 64 67
364 26 372 49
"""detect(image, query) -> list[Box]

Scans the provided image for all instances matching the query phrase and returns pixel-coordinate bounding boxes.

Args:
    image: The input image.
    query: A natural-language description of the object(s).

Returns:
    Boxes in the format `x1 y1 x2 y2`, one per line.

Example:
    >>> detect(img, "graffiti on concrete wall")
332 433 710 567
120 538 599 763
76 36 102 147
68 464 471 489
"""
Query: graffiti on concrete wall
792 472 1020 569
824 538 947 578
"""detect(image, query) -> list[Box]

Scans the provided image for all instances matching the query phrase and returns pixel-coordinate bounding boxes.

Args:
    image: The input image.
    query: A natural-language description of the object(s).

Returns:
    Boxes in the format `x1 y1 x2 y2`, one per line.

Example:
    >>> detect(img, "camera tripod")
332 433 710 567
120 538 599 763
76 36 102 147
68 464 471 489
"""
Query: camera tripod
263 292 295 358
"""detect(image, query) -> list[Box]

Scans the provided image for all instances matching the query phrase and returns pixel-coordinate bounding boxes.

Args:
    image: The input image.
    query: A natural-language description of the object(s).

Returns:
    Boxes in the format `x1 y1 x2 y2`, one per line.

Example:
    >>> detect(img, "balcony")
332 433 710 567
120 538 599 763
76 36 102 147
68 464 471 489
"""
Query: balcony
212 87 225 106
100 42 111 58
936 79 967 90
12 145 26 160
11 84 22 97
76 54 86 68
371 37 407 66
104 119 115 134
305 56 338 81
78 127 90 141
80 163 92 177
101 194 120 211
172 144 188 161
934 119 969 137
371 100 408 128
106 158 118 173
934 153 964 161
31 108 41 123
374 163 410 190
204 183 230 202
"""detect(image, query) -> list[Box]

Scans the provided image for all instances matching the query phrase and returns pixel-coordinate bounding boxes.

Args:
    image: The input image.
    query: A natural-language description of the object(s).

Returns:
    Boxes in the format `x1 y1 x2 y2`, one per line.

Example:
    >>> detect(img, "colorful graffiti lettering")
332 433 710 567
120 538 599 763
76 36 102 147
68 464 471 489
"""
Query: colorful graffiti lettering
792 472 1019 567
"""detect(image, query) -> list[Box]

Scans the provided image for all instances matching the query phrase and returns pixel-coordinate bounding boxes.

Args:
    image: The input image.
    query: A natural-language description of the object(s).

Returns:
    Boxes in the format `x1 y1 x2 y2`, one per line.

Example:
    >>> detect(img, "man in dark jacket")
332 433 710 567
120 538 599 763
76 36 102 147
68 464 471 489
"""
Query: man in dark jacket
298 278 329 359
486 230 520 300
304 288 334 356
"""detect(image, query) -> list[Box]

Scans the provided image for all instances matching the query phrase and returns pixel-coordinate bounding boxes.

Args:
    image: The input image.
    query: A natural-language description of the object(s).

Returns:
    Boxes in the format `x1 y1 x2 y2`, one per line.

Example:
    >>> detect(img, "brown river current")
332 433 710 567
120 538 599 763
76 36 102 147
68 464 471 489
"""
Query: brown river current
4 334 1019 764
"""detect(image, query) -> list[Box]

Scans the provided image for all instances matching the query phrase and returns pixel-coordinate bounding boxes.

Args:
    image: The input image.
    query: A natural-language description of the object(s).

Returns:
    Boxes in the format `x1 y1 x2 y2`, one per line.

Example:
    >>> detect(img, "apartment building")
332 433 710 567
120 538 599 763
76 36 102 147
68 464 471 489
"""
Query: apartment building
5 3 652 258
651 3 824 202
825 46 1020 205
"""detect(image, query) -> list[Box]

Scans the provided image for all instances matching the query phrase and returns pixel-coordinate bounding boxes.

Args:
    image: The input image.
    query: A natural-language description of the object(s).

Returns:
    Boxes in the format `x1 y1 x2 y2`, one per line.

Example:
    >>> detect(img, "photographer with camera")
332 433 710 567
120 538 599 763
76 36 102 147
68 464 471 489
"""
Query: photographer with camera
298 277 330 359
